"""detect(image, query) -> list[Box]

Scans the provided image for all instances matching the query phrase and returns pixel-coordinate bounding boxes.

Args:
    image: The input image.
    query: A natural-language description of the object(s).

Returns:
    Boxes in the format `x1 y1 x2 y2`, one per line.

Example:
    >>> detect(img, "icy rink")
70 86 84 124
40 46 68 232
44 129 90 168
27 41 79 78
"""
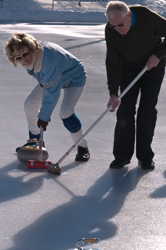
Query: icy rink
1 23 166 250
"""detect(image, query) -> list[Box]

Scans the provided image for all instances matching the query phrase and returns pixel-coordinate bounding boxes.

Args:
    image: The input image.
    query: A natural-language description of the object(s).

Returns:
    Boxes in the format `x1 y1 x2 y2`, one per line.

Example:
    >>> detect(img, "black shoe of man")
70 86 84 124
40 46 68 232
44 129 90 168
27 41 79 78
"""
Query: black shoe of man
109 159 130 169
138 160 155 170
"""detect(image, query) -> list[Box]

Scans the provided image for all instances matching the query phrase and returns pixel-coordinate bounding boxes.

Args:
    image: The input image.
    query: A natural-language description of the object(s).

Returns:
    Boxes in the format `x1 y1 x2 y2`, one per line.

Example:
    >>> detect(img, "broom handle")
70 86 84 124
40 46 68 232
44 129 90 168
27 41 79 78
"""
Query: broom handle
38 87 45 161
117 66 147 101
38 126 43 161
55 66 147 167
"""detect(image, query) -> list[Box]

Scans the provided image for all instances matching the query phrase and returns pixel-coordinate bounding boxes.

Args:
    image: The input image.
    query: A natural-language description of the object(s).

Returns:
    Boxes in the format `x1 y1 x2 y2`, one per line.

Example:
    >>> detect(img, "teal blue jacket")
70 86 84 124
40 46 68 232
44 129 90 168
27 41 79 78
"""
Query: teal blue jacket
27 41 87 122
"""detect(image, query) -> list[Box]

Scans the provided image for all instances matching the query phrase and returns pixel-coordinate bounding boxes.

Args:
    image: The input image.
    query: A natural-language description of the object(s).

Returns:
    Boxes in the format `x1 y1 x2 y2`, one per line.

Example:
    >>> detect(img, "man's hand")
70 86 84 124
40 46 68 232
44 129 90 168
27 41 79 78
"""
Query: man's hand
107 94 120 112
37 119 48 131
146 54 160 71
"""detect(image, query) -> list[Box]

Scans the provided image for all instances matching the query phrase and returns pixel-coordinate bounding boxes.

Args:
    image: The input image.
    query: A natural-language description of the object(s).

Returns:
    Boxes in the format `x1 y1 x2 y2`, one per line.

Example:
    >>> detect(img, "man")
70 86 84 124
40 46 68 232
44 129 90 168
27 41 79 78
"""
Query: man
105 1 166 169
4 32 90 162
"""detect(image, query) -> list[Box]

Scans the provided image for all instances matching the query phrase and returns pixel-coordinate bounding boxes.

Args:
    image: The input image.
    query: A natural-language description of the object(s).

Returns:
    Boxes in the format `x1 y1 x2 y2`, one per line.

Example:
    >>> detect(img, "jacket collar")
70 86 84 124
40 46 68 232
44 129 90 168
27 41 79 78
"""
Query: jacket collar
33 44 43 73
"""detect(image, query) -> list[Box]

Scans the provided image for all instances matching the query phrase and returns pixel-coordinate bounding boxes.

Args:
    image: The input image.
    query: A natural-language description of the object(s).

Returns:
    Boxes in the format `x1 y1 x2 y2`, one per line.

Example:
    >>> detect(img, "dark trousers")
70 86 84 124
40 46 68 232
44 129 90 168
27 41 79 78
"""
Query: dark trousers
113 66 165 161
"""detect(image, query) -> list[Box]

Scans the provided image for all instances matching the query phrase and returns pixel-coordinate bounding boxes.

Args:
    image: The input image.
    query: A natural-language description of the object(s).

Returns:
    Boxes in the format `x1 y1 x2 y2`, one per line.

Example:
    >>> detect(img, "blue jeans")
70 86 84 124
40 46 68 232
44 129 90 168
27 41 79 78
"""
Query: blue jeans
113 66 165 161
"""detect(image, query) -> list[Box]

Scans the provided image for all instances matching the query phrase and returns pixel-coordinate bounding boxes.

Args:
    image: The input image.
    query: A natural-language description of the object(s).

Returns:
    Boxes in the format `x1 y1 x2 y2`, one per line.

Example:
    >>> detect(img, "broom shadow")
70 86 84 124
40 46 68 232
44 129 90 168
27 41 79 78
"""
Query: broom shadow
150 170 166 198
0 155 88 204
0 160 45 203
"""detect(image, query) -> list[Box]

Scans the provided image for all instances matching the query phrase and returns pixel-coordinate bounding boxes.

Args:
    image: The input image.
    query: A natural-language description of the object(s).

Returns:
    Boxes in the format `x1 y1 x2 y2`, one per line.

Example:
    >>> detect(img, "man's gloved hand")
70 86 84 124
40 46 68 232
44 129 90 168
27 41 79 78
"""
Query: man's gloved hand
37 119 48 131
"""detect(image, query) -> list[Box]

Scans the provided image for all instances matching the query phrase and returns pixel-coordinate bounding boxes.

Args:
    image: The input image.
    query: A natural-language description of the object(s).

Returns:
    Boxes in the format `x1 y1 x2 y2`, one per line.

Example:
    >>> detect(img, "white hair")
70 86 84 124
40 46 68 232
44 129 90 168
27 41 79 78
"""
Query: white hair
105 1 130 19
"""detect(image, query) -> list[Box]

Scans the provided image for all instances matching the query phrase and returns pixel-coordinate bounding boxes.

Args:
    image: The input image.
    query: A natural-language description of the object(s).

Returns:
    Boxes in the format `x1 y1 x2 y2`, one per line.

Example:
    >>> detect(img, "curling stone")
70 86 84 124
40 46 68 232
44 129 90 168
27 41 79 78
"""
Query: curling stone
69 238 100 250
17 145 49 163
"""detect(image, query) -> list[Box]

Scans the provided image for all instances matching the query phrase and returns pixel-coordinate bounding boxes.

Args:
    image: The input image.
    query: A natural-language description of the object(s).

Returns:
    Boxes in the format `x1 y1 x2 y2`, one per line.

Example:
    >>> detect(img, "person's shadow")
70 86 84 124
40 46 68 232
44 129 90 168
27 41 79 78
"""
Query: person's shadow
150 170 166 198
6 166 148 250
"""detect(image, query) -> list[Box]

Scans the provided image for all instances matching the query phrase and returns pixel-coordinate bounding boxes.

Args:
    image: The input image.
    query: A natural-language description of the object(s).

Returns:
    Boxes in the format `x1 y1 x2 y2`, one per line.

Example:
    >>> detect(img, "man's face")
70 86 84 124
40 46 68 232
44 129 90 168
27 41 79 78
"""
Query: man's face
108 11 132 35
14 47 34 67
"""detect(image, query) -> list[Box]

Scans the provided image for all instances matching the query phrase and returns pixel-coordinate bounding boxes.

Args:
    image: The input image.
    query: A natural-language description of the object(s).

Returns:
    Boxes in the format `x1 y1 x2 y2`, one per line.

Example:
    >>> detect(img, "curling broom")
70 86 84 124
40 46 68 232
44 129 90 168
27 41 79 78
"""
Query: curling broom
47 66 147 175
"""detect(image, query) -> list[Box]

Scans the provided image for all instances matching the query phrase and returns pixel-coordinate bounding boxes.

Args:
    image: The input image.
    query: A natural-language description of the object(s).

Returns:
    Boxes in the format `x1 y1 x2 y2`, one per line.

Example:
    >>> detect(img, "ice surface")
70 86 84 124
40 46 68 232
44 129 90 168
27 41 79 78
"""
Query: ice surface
1 1 166 250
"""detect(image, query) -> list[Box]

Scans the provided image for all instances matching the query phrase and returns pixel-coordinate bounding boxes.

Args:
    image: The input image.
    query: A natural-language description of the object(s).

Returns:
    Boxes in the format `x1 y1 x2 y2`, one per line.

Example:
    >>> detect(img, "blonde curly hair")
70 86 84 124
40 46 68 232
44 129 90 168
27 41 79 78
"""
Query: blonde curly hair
4 32 40 67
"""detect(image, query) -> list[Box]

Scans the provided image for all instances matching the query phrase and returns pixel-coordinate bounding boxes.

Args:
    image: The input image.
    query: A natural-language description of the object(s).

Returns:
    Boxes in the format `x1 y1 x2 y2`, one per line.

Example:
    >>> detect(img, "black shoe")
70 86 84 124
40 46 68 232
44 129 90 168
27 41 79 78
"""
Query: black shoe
75 146 90 162
16 139 45 153
110 159 130 169
138 160 155 170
